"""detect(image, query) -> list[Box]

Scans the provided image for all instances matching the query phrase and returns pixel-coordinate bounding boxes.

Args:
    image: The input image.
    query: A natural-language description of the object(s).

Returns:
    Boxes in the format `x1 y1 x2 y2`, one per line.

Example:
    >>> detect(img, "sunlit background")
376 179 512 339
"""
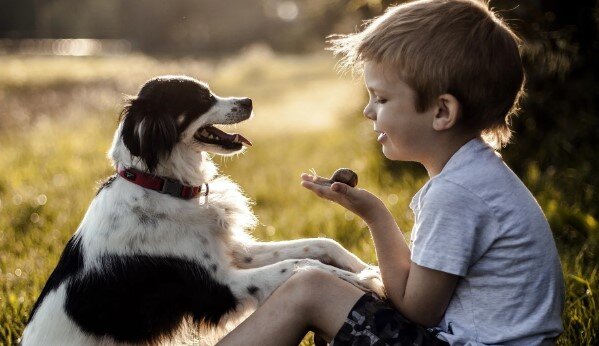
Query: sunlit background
0 0 598 345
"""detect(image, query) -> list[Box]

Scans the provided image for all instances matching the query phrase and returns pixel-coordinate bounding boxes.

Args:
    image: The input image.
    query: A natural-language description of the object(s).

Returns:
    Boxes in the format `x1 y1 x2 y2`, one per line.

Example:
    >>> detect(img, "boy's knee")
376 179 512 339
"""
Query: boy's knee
285 268 333 292
282 269 338 309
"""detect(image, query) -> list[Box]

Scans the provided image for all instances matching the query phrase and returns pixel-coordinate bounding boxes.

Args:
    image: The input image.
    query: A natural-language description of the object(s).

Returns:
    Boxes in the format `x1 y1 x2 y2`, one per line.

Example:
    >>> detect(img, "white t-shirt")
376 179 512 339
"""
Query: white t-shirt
409 138 564 345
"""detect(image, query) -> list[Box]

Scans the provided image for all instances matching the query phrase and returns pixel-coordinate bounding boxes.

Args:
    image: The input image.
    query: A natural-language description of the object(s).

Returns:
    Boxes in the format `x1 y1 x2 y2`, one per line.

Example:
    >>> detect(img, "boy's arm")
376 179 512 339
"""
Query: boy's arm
366 205 458 327
301 175 458 327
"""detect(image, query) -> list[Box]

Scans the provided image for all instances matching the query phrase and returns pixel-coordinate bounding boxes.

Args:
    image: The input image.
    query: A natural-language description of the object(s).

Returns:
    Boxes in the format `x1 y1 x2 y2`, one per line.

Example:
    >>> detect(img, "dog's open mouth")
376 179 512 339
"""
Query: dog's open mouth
194 125 252 150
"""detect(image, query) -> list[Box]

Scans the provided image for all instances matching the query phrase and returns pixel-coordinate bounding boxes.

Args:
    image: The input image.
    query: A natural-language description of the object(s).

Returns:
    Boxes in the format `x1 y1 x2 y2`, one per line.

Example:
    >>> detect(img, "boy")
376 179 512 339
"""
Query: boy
218 0 564 345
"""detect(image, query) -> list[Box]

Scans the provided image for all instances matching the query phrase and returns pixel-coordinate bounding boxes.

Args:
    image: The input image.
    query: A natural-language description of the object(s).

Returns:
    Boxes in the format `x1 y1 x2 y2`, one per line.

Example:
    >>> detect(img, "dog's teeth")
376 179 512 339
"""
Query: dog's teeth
201 129 210 136
234 135 240 143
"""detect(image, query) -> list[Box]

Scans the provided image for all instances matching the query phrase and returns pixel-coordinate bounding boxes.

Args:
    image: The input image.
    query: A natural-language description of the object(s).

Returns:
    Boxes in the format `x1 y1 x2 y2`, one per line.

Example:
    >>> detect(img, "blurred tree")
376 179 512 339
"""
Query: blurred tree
0 0 37 37
500 0 599 255
0 0 364 54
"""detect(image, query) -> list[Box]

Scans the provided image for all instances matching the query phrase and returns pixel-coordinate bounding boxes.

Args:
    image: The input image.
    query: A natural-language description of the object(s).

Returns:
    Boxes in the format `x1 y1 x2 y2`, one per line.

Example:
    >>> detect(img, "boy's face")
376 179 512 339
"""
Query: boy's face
363 61 435 162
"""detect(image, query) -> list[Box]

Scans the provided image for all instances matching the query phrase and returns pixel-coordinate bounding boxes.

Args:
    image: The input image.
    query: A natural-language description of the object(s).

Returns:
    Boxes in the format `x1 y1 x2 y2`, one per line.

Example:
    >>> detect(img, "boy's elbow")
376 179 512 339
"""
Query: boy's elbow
399 306 443 328
387 295 445 328
417 314 444 328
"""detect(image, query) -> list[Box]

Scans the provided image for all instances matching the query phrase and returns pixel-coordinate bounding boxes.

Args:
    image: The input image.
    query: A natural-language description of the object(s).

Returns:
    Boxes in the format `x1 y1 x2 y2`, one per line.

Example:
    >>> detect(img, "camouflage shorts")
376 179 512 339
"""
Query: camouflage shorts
330 293 449 346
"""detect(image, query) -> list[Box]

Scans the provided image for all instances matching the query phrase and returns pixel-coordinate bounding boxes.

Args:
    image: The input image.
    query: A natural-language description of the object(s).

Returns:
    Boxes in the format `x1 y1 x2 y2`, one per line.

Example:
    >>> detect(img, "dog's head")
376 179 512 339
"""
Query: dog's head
111 75 253 175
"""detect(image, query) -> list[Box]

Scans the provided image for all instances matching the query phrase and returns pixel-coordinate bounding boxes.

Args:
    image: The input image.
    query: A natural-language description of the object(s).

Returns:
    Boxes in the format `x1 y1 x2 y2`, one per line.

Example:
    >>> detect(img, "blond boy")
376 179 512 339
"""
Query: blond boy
219 0 564 345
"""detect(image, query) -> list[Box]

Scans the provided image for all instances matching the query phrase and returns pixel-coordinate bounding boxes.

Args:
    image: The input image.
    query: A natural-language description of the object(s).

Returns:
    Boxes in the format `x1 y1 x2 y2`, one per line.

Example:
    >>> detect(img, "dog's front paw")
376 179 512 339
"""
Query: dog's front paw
293 260 386 299
354 266 386 299
359 265 381 278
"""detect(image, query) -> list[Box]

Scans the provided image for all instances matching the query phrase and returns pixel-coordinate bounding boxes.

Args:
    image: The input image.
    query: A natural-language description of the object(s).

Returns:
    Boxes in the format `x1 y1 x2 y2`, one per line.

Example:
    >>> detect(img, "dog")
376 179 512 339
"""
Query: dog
21 75 384 345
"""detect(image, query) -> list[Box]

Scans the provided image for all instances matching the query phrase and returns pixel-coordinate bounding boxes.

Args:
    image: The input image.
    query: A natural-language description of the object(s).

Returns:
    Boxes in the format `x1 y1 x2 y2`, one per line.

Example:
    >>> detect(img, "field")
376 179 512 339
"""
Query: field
0 51 597 345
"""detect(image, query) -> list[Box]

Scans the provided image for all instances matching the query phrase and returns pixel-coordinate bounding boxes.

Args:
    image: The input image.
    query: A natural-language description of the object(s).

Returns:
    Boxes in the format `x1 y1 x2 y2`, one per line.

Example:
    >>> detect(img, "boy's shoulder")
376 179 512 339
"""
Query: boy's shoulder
412 138 540 221
439 138 508 183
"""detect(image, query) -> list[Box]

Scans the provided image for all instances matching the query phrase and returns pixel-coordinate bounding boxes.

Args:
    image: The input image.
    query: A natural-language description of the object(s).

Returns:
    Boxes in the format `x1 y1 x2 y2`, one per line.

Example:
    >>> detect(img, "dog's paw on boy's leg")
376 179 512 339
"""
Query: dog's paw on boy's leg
294 260 386 299
353 273 385 299
328 265 386 299
357 266 386 299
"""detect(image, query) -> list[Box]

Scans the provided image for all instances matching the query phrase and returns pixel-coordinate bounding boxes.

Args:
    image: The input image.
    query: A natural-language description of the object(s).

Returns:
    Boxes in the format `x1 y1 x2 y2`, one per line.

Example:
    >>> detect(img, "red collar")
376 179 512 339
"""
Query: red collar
117 165 208 200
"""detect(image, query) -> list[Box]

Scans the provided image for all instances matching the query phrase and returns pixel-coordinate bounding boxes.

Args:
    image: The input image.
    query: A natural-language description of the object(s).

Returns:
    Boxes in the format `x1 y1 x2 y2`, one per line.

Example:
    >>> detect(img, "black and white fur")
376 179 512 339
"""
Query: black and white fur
21 75 384 345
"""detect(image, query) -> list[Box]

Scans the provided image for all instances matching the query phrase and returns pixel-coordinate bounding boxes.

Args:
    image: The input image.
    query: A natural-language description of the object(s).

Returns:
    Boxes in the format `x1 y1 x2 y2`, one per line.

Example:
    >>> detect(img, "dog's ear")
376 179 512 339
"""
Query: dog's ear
120 98 178 172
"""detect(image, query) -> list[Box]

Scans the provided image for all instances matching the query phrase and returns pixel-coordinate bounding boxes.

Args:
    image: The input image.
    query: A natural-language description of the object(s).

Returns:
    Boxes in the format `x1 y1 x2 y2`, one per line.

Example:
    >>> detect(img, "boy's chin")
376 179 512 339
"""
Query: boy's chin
382 146 412 162
381 146 399 160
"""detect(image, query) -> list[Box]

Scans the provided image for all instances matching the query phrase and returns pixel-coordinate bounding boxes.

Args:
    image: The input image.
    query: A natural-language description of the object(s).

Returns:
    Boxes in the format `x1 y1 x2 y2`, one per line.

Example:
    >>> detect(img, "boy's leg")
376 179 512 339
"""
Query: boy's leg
217 269 365 346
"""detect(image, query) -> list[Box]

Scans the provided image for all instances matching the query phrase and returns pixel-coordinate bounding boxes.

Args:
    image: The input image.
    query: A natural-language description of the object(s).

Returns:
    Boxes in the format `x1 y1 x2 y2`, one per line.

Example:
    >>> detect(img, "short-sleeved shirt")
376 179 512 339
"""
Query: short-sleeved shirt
409 138 564 345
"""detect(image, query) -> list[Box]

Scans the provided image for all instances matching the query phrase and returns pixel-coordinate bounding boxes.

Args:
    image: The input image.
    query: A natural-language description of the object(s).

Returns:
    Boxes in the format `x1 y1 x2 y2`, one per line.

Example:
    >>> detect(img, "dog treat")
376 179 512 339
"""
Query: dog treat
311 168 358 188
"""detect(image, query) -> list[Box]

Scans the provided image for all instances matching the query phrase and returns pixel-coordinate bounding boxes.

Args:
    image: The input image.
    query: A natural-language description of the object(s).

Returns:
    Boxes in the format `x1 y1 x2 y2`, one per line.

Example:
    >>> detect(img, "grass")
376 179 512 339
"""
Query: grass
0 52 597 345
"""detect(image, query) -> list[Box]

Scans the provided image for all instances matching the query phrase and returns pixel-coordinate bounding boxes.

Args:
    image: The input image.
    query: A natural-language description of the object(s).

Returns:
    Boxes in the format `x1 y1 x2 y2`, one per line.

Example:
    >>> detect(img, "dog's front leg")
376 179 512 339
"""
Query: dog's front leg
226 258 385 306
230 238 370 273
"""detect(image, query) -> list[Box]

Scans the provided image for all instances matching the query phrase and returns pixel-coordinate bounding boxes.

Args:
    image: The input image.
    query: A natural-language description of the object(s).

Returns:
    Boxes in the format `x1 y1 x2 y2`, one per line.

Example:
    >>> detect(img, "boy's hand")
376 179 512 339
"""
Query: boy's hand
300 173 386 224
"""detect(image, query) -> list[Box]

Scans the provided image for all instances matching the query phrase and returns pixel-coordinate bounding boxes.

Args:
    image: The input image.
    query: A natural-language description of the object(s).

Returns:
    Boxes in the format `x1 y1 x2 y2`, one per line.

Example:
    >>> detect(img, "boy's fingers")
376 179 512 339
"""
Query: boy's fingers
301 180 340 201
301 173 333 186
300 180 325 193
300 173 312 181
332 183 363 202
331 182 350 195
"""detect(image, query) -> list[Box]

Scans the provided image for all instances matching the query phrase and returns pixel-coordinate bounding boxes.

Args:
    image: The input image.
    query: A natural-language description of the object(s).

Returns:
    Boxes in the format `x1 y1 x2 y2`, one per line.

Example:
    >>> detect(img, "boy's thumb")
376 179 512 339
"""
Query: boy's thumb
331 182 351 195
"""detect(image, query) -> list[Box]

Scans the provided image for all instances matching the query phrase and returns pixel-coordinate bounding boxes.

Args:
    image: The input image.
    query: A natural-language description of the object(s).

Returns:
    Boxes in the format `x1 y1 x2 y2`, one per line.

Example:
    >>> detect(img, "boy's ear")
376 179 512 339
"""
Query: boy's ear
432 94 461 131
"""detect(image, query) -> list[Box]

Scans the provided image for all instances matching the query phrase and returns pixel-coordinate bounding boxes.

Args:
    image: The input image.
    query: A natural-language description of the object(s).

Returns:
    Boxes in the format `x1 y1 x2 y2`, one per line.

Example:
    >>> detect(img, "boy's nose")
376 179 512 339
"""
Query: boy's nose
363 105 376 120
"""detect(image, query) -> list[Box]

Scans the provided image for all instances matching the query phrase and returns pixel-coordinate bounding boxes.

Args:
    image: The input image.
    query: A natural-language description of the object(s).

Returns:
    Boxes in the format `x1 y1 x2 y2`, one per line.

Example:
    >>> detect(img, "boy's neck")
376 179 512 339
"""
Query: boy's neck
422 134 480 178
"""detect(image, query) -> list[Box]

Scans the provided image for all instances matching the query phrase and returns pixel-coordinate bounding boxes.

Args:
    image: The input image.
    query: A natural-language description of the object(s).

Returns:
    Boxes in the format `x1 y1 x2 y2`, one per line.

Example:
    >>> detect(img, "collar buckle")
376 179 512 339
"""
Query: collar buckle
160 178 183 198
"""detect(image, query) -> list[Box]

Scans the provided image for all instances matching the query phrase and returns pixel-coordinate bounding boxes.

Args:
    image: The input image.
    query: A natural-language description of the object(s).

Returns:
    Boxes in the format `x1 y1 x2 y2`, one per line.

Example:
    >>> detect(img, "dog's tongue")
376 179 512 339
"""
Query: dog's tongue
206 126 252 146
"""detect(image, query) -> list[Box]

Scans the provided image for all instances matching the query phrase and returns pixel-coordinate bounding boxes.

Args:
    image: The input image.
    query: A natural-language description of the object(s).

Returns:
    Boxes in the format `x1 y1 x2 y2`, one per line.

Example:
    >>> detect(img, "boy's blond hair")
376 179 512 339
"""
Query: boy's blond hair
329 0 525 149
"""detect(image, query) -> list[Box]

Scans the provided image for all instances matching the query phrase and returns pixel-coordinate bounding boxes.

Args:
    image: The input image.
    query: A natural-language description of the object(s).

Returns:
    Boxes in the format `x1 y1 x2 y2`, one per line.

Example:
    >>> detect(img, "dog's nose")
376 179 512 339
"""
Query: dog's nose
238 98 252 109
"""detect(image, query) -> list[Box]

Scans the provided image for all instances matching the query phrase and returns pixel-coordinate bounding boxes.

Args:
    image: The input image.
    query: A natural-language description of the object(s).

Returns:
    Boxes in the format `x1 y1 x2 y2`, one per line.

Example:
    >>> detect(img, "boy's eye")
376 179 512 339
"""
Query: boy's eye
374 97 387 104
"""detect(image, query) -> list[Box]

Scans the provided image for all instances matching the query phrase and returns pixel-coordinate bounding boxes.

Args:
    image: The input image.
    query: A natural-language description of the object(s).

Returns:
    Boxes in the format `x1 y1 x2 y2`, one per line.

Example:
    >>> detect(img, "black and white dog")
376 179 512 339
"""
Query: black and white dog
21 76 384 345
